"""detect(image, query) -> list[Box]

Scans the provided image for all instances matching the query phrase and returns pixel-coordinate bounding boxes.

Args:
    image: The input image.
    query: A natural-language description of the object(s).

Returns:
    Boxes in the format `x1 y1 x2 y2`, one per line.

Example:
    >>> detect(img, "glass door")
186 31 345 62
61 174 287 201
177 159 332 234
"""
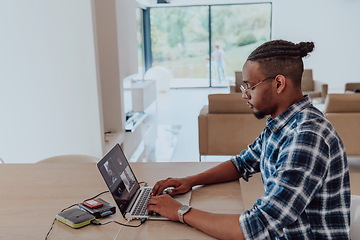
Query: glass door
210 4 272 87
150 6 210 87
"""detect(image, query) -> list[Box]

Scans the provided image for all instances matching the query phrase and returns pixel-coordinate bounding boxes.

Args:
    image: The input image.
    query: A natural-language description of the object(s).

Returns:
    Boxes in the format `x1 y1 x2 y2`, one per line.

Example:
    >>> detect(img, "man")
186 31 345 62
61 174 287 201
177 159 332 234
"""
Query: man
212 44 226 81
148 40 350 239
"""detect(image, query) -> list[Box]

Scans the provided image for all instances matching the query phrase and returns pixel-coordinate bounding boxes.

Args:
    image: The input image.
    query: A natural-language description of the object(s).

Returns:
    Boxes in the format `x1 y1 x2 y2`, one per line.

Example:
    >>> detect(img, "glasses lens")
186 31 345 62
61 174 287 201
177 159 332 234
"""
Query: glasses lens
240 85 248 98
240 85 246 93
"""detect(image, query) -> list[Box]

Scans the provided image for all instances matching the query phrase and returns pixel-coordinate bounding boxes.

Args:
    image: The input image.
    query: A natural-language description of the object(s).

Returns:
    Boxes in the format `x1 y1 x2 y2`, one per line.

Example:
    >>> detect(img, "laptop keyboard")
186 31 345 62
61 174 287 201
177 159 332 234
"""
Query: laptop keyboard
133 188 151 216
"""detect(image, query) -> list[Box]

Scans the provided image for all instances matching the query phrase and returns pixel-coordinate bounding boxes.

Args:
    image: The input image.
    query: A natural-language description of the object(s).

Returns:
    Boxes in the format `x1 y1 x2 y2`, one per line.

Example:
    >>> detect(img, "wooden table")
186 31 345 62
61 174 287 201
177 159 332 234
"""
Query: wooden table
0 162 245 240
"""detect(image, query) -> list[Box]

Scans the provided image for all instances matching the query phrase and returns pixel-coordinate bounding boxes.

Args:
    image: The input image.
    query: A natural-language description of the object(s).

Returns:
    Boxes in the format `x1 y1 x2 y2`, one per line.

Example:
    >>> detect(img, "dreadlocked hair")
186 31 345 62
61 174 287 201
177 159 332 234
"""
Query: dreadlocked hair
247 40 315 88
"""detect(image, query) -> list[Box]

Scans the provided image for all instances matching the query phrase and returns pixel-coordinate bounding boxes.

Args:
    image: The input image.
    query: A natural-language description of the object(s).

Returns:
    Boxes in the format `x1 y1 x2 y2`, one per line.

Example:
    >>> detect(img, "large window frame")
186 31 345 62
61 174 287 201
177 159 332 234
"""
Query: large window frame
138 3 272 88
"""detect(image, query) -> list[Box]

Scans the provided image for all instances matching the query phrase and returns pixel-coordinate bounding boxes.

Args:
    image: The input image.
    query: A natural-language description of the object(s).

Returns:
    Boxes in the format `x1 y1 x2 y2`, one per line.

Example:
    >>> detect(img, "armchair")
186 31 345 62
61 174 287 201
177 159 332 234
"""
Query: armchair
198 94 266 158
345 82 360 93
324 93 360 156
229 71 244 93
301 69 328 103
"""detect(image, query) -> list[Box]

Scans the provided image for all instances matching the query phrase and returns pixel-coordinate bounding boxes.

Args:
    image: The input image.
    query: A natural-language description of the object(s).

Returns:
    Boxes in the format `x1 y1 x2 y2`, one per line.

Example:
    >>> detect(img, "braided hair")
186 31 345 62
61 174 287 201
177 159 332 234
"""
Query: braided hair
247 40 315 88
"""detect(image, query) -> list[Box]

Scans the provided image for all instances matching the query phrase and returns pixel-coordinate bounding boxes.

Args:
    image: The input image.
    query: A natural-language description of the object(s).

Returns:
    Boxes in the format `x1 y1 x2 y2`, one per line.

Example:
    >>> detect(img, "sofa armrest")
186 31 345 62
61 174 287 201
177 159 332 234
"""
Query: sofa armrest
208 94 250 113
229 85 237 93
198 105 209 155
326 113 360 156
324 93 360 113
313 80 328 103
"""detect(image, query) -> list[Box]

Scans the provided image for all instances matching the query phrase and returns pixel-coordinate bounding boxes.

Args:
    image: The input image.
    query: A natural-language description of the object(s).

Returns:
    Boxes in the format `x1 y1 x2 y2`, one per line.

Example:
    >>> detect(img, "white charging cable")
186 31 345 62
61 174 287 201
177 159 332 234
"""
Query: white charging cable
113 219 130 240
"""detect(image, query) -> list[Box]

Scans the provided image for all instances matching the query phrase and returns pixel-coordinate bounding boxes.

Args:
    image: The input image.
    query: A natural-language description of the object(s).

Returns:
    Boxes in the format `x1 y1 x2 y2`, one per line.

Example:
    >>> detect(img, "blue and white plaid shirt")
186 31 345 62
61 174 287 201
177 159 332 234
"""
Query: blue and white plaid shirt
231 96 350 239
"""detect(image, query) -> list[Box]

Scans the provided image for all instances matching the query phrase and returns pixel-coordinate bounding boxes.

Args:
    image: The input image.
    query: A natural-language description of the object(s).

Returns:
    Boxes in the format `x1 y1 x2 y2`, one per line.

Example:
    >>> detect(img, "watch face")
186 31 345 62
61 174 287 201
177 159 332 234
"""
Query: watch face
180 205 190 212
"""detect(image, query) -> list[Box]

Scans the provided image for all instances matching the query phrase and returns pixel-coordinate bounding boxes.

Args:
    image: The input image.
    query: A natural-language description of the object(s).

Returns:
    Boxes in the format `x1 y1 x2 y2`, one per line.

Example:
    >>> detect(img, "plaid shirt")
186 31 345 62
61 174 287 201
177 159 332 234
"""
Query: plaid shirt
231 96 350 239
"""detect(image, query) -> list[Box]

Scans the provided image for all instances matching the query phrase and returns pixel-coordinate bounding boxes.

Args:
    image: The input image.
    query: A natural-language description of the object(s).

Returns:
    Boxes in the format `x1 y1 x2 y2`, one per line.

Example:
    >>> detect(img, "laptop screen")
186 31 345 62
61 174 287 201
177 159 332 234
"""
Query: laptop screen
97 144 140 214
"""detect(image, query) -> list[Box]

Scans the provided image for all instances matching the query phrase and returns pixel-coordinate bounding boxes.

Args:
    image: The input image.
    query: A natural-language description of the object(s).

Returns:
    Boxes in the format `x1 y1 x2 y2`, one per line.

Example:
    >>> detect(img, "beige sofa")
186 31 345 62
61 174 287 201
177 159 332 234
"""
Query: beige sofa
229 71 244 93
198 94 266 157
324 93 360 156
345 82 360 92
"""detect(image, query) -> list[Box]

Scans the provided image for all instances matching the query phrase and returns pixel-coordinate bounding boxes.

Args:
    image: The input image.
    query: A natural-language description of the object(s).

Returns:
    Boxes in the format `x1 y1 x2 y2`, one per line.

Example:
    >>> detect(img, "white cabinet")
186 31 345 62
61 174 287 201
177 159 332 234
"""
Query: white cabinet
123 79 157 162
131 80 157 112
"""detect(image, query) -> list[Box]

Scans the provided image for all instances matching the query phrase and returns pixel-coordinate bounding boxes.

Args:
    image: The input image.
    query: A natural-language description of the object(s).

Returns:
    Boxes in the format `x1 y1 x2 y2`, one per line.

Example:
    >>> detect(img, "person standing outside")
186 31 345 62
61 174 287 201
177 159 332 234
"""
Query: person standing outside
148 40 350 239
212 44 226 82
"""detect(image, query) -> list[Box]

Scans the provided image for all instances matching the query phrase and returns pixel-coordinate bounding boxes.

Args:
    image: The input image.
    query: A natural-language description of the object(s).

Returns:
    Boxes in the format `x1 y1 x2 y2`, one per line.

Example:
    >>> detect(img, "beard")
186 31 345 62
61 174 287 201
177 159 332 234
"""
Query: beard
252 109 267 119
248 102 267 119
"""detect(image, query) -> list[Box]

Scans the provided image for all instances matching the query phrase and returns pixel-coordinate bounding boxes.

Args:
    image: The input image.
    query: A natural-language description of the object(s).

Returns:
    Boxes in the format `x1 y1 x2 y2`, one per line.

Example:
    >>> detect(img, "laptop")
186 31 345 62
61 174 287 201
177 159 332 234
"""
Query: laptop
97 144 191 221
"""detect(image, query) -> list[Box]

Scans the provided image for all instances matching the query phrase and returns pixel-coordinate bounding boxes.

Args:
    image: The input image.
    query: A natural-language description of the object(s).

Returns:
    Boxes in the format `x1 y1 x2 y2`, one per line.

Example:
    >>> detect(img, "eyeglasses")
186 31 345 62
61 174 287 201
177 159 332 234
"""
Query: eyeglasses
240 76 276 99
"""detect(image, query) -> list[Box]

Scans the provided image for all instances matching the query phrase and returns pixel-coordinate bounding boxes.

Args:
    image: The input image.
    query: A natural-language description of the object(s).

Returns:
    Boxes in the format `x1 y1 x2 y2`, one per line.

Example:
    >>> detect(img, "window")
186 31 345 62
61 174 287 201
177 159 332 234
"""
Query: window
138 3 272 88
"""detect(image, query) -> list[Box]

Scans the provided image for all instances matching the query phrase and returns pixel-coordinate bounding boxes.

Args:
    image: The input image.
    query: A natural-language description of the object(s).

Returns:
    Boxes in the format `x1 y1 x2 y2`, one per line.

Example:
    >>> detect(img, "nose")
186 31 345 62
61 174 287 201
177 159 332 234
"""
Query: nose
242 92 248 99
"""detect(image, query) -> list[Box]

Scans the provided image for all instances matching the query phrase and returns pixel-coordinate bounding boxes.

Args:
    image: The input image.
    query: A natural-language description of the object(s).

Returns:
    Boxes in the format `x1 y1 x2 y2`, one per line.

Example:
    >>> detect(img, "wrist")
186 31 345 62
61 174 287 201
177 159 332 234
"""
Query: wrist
185 175 201 187
178 205 192 224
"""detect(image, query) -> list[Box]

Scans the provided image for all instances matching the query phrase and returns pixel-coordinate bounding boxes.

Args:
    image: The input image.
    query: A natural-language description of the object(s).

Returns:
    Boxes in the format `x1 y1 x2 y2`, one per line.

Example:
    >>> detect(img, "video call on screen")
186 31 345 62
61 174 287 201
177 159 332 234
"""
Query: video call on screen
99 151 139 212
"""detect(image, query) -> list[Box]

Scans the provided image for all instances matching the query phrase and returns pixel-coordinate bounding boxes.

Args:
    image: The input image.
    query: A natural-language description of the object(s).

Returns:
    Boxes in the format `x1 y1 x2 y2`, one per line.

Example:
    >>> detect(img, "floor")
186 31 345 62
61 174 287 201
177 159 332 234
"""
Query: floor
148 86 229 163
146 81 327 163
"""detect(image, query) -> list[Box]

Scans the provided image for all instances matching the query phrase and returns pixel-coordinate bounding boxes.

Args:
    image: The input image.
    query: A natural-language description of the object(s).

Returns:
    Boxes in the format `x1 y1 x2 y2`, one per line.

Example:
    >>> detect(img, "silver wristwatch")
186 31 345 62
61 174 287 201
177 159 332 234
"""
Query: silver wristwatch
178 205 192 224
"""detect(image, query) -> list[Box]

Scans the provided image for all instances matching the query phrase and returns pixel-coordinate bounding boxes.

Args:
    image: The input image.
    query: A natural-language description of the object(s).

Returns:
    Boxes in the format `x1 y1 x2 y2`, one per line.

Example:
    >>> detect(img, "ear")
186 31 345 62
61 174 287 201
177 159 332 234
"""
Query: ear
275 75 286 93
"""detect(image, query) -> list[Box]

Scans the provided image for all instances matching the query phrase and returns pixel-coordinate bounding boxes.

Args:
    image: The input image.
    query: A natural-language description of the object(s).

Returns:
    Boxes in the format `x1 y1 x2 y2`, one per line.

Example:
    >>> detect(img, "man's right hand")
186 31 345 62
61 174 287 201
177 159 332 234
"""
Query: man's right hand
151 177 193 196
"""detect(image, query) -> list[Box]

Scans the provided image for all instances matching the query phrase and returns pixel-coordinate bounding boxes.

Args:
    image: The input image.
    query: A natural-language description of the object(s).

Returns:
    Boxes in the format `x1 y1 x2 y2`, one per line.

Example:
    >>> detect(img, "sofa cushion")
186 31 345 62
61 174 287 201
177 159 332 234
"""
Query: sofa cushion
208 94 252 114
324 93 360 113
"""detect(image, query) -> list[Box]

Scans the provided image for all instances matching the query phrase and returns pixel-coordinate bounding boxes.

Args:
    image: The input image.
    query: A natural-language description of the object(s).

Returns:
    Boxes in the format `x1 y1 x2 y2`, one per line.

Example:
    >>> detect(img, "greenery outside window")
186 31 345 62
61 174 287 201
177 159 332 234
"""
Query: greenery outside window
138 3 272 88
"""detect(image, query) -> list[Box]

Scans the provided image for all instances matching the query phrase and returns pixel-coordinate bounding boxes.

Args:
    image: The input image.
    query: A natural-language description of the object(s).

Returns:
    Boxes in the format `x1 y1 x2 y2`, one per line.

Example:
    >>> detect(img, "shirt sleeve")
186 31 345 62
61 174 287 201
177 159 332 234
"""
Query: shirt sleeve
240 131 330 239
231 132 264 181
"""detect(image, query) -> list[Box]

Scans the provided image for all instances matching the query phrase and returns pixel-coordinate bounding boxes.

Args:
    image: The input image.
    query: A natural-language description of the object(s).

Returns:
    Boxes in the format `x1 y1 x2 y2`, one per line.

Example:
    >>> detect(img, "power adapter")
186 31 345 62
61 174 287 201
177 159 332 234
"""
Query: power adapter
56 208 96 229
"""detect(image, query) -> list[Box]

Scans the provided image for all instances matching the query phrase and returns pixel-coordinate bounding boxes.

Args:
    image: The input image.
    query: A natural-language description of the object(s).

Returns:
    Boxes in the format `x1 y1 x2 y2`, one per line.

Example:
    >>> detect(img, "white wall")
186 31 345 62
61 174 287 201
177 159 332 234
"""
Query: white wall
1 0 358 162
141 0 265 7
0 0 103 163
272 0 360 92
116 0 139 80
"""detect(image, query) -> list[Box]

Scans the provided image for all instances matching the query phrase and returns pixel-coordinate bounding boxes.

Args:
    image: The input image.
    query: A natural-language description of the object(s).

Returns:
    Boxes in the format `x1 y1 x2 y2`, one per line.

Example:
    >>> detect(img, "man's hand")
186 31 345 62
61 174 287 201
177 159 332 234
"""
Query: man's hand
147 194 182 221
151 161 240 197
151 177 193 196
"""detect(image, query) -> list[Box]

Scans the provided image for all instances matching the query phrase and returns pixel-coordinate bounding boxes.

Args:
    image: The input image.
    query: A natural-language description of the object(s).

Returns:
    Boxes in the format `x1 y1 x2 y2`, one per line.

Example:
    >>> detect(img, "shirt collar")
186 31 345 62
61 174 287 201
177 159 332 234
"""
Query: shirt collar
266 95 312 133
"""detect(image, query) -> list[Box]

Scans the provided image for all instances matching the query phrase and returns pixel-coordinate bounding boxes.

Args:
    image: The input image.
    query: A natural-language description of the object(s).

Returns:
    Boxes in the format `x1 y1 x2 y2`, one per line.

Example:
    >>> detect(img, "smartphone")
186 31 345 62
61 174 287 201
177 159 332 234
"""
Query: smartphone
83 199 103 209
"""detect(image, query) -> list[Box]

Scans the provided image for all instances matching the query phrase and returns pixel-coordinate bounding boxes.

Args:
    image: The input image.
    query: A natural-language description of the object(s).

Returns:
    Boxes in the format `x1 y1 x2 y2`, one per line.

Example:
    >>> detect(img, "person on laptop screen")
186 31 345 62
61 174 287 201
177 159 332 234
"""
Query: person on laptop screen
148 40 350 240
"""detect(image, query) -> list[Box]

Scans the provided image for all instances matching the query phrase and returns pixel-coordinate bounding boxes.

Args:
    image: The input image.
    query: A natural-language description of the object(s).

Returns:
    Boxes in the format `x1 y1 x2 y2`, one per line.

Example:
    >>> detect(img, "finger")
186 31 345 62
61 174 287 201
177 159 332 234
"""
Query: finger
151 181 166 195
152 179 173 196
148 195 159 205
154 186 167 196
147 204 156 213
169 185 188 195
168 188 180 195
166 188 175 195
151 183 160 195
